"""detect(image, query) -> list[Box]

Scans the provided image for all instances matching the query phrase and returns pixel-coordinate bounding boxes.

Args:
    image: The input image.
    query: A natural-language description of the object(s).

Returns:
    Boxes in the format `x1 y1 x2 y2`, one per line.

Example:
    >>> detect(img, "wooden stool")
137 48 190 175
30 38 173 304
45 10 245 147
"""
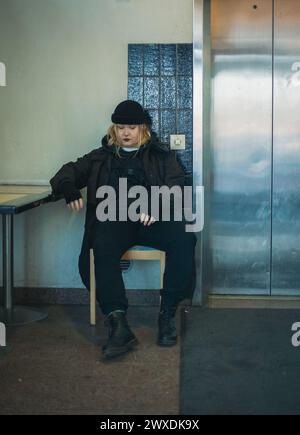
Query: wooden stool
89 246 166 325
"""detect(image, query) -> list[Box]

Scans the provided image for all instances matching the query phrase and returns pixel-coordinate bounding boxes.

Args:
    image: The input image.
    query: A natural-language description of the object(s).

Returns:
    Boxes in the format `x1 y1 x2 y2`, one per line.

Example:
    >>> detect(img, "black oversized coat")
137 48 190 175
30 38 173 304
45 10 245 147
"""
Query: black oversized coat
50 134 187 291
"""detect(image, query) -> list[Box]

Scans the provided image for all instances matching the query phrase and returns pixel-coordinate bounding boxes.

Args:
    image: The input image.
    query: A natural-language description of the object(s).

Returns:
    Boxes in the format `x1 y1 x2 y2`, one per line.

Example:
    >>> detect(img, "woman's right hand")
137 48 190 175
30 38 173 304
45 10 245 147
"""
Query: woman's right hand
140 213 156 226
67 198 84 211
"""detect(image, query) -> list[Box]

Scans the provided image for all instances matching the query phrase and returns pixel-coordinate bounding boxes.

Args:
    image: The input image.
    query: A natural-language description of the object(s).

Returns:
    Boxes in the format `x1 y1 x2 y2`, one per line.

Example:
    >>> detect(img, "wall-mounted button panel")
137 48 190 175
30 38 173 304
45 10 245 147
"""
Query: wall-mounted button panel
170 134 186 150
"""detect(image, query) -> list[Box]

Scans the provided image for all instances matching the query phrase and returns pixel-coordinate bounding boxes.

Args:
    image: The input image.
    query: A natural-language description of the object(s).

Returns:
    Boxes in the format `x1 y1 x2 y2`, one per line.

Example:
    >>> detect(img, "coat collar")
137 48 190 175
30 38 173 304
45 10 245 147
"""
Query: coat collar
100 132 170 154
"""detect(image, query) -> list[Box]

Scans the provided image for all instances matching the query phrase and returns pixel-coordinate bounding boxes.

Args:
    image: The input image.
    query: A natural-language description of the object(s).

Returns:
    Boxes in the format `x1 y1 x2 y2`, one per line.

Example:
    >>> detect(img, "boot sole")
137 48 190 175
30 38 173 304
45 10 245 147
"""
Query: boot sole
157 337 177 347
103 338 138 359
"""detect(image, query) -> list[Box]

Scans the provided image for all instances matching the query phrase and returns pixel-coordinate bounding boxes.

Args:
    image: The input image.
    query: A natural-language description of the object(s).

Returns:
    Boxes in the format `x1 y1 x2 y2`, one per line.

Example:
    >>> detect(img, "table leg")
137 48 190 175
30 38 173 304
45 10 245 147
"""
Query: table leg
0 214 48 325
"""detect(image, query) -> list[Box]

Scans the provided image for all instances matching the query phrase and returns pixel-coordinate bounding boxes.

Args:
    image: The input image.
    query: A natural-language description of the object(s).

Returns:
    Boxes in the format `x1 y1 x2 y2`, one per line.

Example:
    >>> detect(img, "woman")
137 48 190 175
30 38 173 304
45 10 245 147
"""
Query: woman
50 100 197 359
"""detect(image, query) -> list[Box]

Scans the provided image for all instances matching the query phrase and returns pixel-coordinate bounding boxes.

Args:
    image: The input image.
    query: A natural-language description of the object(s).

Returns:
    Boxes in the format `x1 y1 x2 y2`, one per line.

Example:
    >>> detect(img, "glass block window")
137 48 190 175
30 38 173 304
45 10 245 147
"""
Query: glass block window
128 44 193 176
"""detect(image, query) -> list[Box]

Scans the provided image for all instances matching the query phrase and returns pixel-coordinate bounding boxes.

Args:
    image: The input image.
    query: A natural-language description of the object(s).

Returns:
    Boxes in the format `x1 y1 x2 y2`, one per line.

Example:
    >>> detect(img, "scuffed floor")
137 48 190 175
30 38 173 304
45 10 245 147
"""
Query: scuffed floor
0 305 180 415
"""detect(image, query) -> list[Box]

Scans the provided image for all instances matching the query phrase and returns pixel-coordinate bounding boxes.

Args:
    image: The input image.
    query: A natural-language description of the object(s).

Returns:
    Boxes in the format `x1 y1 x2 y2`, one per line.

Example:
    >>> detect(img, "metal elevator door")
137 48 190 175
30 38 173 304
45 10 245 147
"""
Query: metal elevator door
209 0 300 296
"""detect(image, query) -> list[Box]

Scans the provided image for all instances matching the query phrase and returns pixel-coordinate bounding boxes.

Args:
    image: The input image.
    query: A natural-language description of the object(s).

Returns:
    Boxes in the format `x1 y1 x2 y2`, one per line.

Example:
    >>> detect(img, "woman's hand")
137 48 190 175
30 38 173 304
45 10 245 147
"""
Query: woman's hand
140 213 156 226
67 198 84 211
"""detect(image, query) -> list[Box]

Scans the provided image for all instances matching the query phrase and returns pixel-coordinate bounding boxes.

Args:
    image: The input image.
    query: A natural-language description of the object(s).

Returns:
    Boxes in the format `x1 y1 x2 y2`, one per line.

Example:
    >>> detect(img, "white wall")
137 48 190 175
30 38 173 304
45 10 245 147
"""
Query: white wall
0 0 192 288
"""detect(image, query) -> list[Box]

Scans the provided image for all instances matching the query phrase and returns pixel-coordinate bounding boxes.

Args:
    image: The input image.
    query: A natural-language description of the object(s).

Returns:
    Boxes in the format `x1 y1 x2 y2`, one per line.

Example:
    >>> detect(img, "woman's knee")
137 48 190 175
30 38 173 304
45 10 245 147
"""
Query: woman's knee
93 250 122 264
92 244 131 266
179 231 197 246
167 232 197 253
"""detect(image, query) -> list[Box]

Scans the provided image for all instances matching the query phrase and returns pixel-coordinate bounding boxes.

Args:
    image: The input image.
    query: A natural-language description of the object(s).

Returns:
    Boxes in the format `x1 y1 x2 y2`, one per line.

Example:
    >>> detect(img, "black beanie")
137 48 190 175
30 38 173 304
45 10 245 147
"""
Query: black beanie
111 100 146 125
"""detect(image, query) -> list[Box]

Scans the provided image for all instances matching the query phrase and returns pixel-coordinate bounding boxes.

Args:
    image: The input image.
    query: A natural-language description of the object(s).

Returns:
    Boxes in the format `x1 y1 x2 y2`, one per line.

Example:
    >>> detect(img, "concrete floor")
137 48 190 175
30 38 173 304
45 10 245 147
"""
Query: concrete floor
0 305 181 415
181 307 300 415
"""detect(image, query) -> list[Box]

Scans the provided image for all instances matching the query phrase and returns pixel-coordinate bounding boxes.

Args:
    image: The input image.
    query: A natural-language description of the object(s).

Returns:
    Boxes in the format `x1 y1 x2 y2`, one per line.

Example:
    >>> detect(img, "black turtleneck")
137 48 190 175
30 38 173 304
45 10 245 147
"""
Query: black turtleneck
107 146 148 196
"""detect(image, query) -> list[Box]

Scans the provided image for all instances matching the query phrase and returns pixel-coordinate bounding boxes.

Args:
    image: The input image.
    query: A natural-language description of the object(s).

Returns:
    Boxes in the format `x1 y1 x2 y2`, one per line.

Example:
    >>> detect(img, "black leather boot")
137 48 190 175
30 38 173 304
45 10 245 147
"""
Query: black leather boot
102 311 138 359
157 305 178 347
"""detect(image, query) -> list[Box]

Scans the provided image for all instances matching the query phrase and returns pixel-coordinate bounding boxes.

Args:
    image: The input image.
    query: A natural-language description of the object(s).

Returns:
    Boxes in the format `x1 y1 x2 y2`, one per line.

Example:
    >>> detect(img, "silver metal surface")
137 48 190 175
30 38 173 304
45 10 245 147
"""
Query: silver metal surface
192 0 211 305
1 213 48 325
3 214 13 309
209 0 273 294
272 0 300 295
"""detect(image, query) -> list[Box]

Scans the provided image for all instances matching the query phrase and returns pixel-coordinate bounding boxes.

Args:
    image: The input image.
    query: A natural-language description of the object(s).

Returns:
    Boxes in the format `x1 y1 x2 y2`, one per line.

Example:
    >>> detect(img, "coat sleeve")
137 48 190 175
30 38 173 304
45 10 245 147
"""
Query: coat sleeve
155 150 186 219
49 150 95 198
163 150 185 188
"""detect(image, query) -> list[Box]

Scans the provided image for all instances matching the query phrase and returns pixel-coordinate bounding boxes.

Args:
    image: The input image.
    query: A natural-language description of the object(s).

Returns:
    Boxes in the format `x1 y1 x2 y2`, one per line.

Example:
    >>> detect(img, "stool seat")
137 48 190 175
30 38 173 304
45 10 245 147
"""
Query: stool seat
127 245 157 251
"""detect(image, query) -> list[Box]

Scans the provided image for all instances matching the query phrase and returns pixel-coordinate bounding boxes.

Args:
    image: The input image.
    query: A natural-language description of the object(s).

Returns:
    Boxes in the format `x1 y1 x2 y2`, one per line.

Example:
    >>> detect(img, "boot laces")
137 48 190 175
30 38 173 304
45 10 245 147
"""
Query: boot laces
160 306 177 319
159 310 176 332
104 312 129 336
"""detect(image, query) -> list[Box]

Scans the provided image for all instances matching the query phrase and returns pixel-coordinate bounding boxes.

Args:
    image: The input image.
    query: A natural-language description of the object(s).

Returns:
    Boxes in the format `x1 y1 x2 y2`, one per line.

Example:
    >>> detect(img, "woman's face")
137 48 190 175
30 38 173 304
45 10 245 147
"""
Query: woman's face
115 124 140 147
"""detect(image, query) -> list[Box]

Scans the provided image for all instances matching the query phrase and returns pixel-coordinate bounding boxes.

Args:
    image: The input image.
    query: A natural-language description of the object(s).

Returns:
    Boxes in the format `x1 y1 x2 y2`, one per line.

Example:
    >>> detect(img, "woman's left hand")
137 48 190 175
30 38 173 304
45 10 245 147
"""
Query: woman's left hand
140 213 156 226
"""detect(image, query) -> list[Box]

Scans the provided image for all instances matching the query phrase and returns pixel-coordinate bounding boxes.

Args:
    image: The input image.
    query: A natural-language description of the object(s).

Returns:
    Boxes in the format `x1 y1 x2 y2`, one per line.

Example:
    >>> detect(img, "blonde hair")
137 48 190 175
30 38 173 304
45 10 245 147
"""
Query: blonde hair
106 124 151 158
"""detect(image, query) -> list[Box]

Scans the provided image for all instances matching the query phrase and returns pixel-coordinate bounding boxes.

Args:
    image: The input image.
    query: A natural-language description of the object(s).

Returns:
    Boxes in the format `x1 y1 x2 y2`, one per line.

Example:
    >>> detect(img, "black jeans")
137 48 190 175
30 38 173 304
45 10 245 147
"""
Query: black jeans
90 219 197 315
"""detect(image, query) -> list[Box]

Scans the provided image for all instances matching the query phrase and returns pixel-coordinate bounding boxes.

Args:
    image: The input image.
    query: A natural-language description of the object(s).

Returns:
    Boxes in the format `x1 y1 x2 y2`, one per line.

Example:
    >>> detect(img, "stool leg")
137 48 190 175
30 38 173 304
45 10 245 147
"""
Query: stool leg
160 252 165 289
90 249 96 326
